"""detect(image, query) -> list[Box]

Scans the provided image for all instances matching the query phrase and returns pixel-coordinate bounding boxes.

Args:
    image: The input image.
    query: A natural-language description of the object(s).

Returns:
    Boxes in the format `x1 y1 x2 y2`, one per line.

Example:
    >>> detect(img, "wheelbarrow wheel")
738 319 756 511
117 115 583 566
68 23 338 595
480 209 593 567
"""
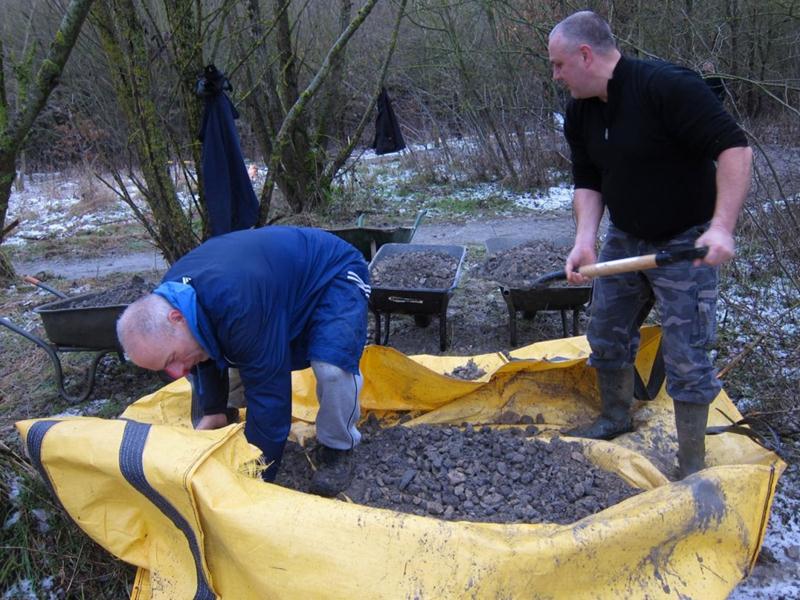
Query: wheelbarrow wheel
413 314 432 328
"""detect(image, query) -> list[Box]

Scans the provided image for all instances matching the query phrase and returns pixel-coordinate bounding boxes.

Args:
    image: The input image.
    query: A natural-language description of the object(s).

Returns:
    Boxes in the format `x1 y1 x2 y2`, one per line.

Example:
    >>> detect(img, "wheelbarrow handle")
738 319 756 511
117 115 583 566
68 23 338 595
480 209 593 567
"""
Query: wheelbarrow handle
535 246 709 284
410 209 427 239
23 275 70 299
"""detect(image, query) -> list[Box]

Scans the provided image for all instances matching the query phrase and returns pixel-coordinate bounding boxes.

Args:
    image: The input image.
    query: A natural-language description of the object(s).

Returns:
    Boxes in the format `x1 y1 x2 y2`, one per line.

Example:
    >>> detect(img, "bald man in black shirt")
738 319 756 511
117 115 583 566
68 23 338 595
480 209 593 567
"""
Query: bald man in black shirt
548 11 752 478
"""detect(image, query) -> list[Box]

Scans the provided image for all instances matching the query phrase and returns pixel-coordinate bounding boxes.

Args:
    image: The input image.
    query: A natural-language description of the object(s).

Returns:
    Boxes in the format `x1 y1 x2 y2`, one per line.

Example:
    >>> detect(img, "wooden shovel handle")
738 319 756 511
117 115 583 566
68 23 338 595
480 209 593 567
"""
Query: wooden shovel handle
577 246 709 278
534 246 709 285
22 275 70 299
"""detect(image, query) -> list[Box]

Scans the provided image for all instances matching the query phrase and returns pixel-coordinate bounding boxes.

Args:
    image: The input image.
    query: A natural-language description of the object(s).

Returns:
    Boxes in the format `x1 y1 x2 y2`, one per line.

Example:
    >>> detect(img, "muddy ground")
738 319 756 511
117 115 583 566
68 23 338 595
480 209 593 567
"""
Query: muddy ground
57 275 156 308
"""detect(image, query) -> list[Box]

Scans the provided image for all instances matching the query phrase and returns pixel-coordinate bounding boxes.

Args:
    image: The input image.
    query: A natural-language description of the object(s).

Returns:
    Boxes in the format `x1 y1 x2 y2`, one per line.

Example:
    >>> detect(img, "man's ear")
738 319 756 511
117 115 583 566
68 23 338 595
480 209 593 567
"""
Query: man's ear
579 44 593 65
167 309 185 324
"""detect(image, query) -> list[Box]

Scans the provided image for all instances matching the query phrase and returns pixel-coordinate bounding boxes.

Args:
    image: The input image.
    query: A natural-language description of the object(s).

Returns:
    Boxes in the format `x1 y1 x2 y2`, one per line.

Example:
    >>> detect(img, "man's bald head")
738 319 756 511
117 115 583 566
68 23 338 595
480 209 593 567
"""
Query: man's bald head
548 11 621 101
550 11 617 55
117 294 175 356
116 294 208 379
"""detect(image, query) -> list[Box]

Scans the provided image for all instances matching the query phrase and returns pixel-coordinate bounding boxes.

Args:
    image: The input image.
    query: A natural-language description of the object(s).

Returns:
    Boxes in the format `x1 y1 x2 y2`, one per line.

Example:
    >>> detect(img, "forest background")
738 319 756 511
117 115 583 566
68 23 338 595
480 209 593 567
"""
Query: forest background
0 0 799 597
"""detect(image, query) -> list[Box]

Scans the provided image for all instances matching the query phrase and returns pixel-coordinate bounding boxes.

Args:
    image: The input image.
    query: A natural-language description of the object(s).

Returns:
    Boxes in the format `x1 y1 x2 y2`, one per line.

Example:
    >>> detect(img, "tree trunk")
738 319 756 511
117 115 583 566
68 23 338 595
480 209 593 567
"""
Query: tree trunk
91 0 196 264
270 0 319 214
161 0 207 236
257 0 381 223
315 0 353 153
0 0 96 281
0 154 15 280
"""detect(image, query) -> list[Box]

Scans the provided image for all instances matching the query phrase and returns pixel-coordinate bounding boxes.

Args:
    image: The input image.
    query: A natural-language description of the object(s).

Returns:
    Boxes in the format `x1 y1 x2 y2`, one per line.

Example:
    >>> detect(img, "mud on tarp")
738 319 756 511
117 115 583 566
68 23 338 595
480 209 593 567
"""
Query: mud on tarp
16 326 784 599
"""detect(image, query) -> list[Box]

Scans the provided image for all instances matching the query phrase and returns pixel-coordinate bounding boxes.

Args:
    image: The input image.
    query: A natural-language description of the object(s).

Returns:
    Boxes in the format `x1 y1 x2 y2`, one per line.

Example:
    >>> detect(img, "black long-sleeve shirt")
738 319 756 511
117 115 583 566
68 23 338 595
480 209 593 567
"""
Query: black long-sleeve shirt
564 56 748 241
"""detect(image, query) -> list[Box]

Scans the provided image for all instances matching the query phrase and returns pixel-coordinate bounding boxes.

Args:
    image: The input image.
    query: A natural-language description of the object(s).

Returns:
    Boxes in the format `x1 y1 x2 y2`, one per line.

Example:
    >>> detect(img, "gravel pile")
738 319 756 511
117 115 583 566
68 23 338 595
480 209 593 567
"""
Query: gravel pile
53 275 155 308
476 240 570 288
276 422 641 524
446 359 487 380
370 250 459 289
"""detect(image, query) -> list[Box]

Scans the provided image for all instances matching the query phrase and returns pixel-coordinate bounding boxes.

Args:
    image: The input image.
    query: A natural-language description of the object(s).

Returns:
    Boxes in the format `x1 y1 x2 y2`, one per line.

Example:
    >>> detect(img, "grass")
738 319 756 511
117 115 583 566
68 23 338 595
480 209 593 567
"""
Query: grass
6 222 155 264
426 193 515 215
0 442 135 598
0 270 165 598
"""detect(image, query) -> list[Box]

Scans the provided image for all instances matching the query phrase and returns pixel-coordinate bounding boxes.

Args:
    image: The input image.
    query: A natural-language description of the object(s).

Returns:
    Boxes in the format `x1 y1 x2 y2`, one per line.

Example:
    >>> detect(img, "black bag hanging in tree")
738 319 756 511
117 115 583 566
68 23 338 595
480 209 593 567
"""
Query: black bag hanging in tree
196 64 259 237
372 87 406 155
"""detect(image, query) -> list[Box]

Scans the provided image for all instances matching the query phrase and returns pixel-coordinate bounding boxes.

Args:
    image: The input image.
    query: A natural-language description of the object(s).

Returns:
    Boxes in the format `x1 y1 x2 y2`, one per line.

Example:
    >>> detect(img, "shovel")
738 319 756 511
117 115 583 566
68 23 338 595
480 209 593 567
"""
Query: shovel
534 246 709 285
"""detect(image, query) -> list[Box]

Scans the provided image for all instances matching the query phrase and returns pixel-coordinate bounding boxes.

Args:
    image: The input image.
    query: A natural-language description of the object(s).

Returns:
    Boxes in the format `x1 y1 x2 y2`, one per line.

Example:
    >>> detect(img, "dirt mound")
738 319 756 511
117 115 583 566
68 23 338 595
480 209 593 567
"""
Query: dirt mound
476 240 569 287
370 251 460 289
51 275 155 308
276 423 641 524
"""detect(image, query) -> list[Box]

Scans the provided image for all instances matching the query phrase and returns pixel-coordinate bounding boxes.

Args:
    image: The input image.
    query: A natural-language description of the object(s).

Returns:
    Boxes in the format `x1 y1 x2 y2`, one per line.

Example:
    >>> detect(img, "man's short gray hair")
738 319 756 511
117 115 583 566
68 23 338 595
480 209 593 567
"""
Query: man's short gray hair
116 294 175 353
551 11 616 54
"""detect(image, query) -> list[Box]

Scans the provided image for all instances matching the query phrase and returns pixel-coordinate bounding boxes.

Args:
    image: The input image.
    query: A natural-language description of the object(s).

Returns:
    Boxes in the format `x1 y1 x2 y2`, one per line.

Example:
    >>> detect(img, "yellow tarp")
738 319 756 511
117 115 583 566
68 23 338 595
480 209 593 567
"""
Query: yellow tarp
17 326 784 599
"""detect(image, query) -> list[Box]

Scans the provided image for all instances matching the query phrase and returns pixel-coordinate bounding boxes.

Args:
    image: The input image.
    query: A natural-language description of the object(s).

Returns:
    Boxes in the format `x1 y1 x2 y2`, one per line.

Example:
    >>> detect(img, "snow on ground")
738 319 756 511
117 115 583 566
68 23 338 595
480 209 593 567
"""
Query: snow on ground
728 462 800 599
5 172 133 245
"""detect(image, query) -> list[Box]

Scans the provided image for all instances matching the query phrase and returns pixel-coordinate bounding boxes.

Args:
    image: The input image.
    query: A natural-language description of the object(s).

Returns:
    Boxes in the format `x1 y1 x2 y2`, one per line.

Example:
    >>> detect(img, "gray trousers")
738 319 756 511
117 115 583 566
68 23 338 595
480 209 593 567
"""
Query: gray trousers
311 361 362 450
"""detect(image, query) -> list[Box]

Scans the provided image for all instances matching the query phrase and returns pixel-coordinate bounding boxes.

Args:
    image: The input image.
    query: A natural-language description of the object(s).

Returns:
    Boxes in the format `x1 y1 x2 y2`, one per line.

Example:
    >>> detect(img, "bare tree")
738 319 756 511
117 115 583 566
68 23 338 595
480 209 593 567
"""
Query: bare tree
89 0 199 263
0 0 95 280
239 0 397 219
78 0 401 261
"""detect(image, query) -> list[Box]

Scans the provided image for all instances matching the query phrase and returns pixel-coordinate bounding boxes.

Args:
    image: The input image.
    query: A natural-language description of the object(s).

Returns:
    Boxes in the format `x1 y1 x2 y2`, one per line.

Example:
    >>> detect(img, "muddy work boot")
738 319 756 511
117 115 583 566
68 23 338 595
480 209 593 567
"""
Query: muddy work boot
674 401 710 478
309 445 354 497
565 367 635 440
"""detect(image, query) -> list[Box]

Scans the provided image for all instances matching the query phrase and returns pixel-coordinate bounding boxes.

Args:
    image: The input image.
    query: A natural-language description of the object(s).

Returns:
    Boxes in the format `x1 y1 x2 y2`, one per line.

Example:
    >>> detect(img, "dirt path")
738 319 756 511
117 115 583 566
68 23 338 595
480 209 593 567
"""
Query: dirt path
12 214 577 280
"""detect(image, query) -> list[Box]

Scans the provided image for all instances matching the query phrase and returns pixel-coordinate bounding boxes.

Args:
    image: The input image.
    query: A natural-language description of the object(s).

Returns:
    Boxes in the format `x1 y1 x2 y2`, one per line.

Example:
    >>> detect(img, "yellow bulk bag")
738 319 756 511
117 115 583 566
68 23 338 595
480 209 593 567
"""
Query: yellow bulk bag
16 326 784 599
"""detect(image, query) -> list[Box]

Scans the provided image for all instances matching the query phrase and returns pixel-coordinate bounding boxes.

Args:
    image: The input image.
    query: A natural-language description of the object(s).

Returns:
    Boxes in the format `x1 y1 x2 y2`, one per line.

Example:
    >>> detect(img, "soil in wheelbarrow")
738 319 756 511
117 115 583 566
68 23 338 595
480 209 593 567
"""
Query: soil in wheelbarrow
370 251 460 289
54 275 156 308
476 240 571 288
275 422 641 524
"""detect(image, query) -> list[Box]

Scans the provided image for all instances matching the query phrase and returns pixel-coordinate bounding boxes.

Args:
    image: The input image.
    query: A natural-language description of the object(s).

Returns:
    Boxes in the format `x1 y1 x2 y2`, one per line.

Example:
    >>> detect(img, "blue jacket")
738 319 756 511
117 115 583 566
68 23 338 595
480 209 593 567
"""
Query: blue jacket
156 226 368 464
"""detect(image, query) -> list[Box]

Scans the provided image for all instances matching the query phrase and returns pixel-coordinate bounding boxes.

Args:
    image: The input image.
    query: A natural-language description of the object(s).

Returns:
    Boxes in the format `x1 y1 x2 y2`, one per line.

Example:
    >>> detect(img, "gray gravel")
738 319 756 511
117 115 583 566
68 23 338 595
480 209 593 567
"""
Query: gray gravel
276 421 641 524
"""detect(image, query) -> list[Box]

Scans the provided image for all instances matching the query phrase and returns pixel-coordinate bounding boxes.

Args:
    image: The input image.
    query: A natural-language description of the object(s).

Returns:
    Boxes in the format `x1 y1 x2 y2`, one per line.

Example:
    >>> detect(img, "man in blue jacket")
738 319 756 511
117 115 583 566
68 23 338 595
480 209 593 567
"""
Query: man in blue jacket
548 11 752 478
117 226 371 496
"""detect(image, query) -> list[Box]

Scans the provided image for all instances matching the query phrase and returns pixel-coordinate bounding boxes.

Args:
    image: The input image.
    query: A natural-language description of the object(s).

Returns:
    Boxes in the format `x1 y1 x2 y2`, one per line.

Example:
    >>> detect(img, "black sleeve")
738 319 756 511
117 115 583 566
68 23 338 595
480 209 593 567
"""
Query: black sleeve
649 66 747 159
564 102 602 192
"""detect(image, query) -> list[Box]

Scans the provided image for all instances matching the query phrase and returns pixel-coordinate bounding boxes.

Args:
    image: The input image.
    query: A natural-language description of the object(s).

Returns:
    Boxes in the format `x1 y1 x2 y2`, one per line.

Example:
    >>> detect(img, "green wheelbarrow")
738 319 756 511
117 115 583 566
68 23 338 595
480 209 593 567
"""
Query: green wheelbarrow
325 210 426 261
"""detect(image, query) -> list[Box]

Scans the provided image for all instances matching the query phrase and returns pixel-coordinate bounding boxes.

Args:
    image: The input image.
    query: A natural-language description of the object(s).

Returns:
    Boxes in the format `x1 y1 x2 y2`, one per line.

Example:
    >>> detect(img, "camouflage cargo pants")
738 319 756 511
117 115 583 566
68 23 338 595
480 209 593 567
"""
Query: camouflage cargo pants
587 223 721 405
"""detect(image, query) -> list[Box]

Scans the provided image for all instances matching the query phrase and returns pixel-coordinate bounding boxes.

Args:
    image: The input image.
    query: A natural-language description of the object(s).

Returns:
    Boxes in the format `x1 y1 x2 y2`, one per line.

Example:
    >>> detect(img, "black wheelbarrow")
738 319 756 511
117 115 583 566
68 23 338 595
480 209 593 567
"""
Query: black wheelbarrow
368 242 467 351
501 246 708 346
501 284 592 347
502 246 709 347
0 276 130 403
325 210 426 261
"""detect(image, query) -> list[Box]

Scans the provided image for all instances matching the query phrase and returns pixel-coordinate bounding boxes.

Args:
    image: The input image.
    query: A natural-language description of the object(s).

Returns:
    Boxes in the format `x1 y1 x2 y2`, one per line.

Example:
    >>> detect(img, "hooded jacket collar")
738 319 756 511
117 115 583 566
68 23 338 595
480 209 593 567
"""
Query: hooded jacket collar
153 281 226 370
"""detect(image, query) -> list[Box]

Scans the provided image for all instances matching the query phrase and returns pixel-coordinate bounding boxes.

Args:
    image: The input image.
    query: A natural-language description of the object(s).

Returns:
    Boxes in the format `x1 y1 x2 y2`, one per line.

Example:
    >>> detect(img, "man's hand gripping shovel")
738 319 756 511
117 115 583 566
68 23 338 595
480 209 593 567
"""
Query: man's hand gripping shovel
534 246 710 285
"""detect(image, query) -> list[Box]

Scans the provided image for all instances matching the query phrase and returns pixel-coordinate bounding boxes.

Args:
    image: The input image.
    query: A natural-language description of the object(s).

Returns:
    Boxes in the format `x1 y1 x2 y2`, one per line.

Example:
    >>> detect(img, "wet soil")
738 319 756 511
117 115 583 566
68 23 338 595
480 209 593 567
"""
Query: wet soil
476 239 573 288
275 424 641 524
51 275 155 308
370 250 460 289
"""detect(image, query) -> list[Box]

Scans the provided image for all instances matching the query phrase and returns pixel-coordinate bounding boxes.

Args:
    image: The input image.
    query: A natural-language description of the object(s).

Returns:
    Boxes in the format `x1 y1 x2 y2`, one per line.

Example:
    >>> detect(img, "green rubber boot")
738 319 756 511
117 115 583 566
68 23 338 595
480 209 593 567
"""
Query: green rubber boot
565 367 635 440
674 401 709 478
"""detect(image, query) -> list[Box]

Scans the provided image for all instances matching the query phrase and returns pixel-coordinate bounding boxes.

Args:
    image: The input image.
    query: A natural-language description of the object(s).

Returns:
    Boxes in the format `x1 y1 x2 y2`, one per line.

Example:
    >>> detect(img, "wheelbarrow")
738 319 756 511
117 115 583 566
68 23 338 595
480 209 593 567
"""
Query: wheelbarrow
500 246 709 347
368 242 467 351
501 283 592 347
0 276 129 403
325 210 426 261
